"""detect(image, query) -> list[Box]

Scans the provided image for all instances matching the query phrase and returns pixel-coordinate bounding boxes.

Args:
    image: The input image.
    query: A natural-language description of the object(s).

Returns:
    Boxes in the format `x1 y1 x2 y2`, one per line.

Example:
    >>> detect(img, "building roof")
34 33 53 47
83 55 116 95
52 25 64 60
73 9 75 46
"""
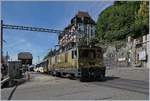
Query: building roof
72 11 96 25
18 52 33 59
58 11 95 41
75 11 90 18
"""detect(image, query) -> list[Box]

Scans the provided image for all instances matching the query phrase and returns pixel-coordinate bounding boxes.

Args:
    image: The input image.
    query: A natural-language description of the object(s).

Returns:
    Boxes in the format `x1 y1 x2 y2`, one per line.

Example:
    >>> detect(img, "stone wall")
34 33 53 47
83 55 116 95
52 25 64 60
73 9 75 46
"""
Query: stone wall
103 34 149 68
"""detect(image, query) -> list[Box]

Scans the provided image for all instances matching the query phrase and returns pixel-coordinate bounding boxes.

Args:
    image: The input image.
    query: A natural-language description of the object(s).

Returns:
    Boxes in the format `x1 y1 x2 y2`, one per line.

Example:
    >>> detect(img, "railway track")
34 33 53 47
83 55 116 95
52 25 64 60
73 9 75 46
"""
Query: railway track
90 77 149 95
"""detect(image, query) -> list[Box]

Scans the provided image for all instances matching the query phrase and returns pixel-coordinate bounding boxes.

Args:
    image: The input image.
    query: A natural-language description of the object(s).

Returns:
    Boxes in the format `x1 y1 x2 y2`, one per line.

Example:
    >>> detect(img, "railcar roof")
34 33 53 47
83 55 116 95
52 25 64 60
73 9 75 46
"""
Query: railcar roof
77 45 102 49
45 45 102 59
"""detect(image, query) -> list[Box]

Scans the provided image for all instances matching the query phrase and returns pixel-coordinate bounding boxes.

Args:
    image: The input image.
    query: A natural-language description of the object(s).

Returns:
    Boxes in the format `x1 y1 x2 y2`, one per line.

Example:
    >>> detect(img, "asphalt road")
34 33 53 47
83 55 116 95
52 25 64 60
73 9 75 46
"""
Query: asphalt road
1 68 149 100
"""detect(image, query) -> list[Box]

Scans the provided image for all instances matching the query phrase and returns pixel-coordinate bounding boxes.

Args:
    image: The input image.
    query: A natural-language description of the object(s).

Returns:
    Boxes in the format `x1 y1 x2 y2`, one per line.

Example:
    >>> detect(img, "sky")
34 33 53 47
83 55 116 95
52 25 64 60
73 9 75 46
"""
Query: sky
2 1 114 64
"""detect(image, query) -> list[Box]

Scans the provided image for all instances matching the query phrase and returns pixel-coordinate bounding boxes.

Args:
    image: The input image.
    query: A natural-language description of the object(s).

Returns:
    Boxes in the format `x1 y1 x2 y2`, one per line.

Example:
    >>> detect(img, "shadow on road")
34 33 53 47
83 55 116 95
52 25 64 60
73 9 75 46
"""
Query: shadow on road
104 76 120 81
76 76 120 82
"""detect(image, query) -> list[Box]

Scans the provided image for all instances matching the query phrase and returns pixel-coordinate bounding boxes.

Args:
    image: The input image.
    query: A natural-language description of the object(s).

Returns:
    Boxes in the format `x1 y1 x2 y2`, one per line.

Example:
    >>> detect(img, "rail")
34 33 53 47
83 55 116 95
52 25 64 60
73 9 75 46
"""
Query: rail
1 77 10 86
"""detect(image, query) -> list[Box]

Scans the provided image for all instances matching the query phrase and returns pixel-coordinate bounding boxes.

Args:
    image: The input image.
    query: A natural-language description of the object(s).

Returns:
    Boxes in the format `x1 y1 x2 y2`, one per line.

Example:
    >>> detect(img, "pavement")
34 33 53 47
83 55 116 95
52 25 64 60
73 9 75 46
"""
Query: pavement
1 67 149 100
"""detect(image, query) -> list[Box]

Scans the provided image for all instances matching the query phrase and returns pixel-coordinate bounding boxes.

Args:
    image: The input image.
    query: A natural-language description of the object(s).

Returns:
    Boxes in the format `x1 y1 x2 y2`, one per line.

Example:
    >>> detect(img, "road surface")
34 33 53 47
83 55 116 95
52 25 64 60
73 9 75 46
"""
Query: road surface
1 68 149 100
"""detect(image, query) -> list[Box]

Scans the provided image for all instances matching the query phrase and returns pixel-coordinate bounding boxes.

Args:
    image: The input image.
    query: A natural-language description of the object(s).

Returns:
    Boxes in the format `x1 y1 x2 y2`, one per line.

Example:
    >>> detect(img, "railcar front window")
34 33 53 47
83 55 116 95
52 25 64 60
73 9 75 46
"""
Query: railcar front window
79 49 96 59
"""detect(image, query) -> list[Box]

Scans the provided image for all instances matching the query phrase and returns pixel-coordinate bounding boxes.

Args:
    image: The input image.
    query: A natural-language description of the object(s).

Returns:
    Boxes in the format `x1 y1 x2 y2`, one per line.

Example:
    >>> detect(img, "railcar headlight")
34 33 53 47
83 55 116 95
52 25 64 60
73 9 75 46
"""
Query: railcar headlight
99 63 102 66
80 63 84 66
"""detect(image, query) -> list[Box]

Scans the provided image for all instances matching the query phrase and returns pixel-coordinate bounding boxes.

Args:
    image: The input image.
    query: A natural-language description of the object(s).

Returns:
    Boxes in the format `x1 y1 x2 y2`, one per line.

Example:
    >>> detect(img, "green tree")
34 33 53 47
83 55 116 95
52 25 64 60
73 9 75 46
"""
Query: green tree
131 1 149 38
96 1 141 42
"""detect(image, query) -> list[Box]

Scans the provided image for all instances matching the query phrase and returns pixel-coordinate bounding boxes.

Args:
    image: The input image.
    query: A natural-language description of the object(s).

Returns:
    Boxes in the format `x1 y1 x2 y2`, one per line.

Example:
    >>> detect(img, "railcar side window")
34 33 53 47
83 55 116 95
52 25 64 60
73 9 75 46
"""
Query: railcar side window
74 50 77 57
97 49 102 58
72 50 77 59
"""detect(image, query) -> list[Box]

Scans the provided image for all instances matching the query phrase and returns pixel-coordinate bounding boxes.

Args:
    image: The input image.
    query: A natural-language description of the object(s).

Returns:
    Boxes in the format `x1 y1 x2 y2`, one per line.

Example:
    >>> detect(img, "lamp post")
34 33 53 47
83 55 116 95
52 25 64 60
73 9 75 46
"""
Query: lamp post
37 56 40 63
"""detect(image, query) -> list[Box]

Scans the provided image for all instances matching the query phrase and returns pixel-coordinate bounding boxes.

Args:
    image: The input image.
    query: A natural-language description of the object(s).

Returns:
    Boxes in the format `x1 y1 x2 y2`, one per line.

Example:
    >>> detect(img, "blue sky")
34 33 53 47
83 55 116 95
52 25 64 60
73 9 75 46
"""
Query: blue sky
2 1 114 64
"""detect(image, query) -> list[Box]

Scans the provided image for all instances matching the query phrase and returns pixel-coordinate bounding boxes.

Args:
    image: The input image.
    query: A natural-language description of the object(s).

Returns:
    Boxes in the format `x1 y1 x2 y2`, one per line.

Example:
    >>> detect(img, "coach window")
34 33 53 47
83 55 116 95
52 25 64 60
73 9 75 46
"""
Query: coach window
74 50 77 58
55 56 57 63
65 53 68 62
72 51 74 59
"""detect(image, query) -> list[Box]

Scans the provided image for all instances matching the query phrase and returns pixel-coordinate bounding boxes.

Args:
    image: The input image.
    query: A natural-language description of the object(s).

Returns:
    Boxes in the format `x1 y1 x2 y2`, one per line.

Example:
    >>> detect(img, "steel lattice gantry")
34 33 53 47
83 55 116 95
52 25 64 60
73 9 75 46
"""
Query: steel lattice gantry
0 21 66 83
2 24 62 34
1 21 64 64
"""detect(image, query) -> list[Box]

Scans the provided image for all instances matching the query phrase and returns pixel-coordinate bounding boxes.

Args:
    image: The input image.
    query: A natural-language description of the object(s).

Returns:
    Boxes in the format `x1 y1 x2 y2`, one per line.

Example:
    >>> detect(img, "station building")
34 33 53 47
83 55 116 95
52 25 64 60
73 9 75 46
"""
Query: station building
18 52 33 65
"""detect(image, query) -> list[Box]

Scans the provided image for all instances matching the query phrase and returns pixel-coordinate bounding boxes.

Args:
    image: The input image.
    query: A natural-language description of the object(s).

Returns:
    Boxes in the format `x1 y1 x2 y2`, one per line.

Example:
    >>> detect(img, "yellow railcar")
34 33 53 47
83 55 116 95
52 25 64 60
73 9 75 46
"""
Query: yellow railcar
48 46 105 81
